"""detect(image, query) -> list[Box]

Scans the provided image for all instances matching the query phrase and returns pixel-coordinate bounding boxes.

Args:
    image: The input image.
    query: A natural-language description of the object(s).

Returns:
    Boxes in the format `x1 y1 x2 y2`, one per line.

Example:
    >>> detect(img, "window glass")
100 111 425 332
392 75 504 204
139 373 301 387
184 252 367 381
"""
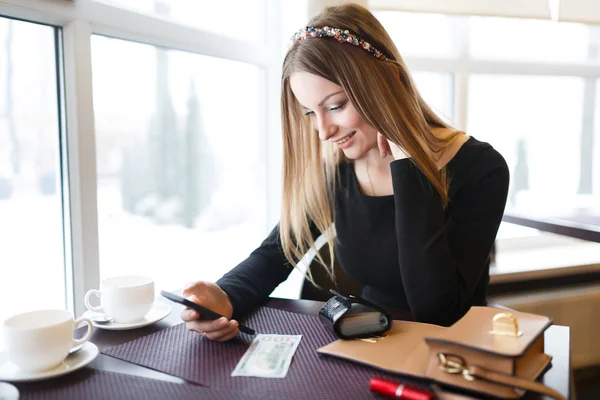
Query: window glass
412 71 454 124
0 18 65 329
92 36 266 291
468 74 588 216
469 16 590 63
374 11 454 57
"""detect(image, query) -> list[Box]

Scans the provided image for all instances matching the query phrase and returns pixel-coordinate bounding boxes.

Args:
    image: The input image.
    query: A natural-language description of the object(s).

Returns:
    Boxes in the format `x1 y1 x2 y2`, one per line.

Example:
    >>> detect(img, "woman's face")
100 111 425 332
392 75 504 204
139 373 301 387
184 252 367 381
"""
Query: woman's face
289 71 378 160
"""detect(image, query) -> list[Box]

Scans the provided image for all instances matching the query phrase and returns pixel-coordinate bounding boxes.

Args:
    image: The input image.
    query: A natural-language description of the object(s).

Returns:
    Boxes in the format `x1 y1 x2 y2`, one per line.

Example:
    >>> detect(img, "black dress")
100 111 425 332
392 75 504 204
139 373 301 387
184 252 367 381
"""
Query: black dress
217 137 509 326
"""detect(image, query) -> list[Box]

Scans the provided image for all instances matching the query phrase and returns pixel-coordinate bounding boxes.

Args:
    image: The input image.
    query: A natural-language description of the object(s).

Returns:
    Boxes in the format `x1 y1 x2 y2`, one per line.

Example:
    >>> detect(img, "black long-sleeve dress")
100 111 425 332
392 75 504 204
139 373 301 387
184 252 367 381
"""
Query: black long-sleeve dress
217 137 509 326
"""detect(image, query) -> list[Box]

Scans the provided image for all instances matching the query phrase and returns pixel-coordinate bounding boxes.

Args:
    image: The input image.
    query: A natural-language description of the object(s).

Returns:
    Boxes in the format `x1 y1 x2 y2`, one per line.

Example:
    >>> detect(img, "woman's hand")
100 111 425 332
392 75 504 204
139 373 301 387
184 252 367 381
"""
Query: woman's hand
180 281 239 342
377 132 408 160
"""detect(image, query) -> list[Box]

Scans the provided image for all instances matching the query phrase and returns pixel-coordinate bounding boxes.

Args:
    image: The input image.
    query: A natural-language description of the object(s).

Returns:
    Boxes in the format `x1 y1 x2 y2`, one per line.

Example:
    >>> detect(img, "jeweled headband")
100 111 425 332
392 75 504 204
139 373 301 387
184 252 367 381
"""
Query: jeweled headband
290 26 390 61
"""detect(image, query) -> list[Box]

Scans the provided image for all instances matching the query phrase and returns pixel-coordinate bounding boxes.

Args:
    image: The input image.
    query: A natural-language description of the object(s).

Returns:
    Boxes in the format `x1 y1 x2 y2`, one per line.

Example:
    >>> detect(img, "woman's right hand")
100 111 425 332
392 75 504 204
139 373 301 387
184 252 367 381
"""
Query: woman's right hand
180 281 239 342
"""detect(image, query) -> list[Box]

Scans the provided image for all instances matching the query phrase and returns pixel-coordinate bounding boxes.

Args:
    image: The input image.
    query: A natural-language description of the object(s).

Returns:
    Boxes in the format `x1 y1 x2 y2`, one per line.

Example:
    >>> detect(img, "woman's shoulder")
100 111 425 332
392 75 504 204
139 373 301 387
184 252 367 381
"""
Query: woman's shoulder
447 136 509 197
450 136 508 174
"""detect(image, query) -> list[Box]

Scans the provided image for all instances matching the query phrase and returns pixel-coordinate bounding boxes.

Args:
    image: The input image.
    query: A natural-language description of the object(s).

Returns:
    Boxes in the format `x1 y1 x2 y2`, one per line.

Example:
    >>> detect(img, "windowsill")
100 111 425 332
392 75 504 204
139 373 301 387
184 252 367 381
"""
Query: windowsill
491 233 600 284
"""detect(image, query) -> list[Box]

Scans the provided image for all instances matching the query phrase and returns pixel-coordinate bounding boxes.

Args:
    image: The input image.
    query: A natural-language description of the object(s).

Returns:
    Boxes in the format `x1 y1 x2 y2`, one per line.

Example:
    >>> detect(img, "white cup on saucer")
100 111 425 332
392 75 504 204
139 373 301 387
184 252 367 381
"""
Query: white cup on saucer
84 275 154 323
2 309 93 373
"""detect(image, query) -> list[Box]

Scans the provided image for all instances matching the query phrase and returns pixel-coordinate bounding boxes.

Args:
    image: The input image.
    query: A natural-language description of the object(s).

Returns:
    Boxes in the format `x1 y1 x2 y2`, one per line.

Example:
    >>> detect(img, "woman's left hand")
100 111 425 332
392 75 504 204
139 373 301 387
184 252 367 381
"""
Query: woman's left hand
377 132 409 160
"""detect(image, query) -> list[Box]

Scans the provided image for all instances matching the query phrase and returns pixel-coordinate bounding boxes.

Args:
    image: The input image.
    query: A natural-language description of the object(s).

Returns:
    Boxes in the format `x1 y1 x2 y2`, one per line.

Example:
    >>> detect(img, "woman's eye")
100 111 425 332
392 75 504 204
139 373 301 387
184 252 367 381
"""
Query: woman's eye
304 100 347 116
329 102 347 112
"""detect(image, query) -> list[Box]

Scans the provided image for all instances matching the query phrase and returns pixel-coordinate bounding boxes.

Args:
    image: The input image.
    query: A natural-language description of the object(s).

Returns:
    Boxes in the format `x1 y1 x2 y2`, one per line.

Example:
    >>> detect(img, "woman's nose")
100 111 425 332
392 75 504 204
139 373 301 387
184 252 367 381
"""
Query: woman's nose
315 115 337 141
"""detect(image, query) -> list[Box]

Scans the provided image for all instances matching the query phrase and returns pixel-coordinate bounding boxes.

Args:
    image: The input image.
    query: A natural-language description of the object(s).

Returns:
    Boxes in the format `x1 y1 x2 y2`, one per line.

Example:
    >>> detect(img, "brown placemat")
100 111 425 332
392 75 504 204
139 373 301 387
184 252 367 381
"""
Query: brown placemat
14 368 276 400
103 306 430 399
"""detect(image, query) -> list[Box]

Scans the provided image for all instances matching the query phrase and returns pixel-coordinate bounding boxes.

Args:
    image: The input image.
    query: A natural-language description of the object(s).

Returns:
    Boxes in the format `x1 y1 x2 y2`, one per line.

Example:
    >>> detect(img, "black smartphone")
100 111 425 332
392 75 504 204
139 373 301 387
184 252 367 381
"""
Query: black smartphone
160 290 255 335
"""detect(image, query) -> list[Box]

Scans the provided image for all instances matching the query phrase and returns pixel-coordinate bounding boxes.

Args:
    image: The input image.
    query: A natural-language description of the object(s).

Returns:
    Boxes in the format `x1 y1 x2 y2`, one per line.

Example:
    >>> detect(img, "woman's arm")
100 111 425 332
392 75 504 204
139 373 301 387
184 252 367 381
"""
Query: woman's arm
391 147 509 326
217 222 322 318
184 223 319 340
216 225 293 319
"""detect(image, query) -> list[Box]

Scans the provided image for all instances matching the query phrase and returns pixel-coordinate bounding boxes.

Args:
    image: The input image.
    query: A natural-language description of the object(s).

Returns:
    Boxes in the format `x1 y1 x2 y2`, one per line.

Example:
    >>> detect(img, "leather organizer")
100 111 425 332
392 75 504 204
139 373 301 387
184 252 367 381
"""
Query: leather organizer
317 306 565 400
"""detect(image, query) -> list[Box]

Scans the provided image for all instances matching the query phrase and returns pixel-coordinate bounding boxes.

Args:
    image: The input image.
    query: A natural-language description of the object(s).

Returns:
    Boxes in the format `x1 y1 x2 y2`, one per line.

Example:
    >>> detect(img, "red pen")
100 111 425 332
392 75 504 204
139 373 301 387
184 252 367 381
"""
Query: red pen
369 377 435 400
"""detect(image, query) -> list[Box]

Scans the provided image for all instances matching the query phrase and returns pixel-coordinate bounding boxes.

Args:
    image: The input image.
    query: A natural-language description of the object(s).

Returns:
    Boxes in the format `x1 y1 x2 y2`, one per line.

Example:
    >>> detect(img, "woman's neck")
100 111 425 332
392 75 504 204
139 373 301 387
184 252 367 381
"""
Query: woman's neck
362 147 394 172
353 148 395 196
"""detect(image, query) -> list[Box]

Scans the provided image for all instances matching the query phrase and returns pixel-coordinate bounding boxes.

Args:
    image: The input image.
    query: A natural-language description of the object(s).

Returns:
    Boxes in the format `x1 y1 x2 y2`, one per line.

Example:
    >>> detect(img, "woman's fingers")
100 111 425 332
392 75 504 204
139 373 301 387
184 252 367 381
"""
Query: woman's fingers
183 281 208 299
185 317 228 333
377 132 410 160
217 327 241 342
185 317 239 341
185 318 224 335
181 281 233 320
179 280 236 340
180 307 199 322
180 293 202 322
206 320 240 342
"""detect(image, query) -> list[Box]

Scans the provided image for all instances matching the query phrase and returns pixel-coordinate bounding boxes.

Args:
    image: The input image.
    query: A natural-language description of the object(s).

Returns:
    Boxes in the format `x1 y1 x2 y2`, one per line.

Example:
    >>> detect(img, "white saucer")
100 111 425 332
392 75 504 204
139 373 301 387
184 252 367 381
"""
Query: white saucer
0 342 99 382
0 382 19 399
83 302 172 331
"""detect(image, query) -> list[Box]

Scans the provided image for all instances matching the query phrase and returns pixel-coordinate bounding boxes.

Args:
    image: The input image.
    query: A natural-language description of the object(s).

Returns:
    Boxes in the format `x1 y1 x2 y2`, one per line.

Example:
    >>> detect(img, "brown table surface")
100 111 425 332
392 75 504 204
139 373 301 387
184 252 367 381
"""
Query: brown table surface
503 211 600 243
86 297 571 400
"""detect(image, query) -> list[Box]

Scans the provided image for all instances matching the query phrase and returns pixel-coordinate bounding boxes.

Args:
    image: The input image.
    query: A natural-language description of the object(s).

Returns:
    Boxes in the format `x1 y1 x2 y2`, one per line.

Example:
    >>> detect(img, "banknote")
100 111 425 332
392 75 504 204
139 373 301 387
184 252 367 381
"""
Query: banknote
231 334 302 378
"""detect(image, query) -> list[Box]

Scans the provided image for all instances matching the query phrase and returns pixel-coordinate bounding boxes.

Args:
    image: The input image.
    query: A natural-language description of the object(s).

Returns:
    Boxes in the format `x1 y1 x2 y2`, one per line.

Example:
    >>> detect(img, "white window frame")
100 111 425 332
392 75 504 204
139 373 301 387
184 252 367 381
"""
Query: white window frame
372 9 600 250
0 0 286 316
370 0 600 24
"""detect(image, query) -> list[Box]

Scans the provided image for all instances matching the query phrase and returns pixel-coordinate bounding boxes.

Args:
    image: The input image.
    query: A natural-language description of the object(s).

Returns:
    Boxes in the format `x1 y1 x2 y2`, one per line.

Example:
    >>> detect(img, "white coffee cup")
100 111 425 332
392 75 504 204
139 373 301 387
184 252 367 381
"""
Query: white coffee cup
84 275 154 323
3 309 93 373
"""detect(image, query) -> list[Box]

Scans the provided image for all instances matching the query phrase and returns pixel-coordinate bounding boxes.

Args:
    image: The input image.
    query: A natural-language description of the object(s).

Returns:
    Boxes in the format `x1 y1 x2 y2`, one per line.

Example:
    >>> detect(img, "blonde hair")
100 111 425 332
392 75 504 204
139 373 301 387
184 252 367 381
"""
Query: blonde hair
280 3 460 283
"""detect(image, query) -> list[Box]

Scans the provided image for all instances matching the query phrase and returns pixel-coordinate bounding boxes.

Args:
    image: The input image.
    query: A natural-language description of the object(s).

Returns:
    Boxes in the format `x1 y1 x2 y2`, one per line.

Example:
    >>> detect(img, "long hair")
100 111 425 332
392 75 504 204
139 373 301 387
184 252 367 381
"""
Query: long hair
280 3 460 283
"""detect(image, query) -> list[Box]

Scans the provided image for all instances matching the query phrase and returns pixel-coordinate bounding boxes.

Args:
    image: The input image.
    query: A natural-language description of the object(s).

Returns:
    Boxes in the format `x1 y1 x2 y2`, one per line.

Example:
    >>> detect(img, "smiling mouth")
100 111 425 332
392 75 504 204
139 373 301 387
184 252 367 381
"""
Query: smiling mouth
334 131 356 144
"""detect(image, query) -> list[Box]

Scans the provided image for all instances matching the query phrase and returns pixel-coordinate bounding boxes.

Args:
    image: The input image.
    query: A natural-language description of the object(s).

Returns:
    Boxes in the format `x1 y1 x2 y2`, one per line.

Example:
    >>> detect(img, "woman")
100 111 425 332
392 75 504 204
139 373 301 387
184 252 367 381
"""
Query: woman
181 3 509 341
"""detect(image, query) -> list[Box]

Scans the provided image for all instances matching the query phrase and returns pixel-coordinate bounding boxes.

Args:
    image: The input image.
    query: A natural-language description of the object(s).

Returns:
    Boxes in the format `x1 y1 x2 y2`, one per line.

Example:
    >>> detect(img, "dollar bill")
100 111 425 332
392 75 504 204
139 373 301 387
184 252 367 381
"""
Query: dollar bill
231 334 302 378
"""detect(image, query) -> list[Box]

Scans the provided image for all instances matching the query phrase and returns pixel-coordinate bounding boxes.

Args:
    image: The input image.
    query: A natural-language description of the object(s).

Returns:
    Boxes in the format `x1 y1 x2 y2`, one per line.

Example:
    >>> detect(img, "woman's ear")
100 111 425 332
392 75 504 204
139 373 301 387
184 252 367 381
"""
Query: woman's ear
376 132 391 158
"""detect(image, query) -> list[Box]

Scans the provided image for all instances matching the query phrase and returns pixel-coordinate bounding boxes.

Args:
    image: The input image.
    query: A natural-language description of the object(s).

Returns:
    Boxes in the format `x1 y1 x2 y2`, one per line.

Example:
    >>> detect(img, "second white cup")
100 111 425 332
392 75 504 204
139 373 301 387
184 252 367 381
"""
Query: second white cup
84 275 154 323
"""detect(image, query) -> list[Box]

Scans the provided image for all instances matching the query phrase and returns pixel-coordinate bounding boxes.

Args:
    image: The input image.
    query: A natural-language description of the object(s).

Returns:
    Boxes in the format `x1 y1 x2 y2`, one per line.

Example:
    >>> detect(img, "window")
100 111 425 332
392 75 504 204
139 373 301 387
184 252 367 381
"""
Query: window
92 36 266 291
412 72 454 124
0 17 66 324
373 10 600 240
374 11 454 58
281 1 310 51
592 79 600 195
0 0 292 316
468 74 586 214
98 0 266 43
469 16 590 63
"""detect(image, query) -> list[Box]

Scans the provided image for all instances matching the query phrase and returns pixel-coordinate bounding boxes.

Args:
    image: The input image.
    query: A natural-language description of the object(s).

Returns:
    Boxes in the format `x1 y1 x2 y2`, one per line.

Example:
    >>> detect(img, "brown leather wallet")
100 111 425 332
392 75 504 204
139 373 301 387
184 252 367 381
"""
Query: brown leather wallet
317 306 565 400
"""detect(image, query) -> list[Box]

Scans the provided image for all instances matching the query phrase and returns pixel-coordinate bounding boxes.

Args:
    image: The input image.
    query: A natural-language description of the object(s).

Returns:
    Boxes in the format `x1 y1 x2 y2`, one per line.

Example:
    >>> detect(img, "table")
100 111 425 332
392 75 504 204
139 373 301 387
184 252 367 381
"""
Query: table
503 212 600 243
87 298 570 399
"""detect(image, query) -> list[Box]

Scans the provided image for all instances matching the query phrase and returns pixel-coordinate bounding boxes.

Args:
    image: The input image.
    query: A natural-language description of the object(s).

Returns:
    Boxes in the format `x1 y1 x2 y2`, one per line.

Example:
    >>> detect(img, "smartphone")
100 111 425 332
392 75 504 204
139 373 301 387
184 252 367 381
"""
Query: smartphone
160 290 256 335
